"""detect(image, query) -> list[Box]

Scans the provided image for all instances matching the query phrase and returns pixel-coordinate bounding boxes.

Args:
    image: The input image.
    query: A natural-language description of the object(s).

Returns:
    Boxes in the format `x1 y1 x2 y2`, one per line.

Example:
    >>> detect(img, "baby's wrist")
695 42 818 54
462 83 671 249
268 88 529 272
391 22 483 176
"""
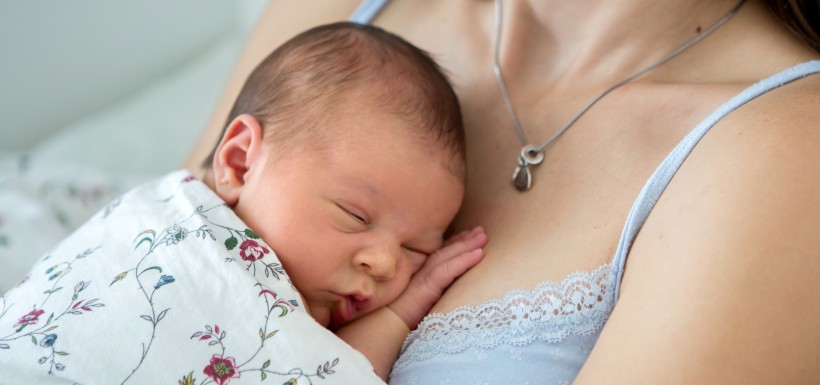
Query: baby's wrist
381 306 412 334
387 296 428 330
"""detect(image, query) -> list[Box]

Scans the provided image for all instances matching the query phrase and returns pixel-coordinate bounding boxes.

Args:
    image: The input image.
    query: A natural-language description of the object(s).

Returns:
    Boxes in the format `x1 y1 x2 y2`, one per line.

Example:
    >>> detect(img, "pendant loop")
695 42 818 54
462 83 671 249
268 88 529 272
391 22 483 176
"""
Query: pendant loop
521 144 544 165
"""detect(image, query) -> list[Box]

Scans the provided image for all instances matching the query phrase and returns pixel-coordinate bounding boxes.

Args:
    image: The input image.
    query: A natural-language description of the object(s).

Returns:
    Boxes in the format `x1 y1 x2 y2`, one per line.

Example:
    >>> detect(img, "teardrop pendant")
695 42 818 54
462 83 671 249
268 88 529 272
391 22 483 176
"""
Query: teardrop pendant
511 145 544 191
512 162 531 191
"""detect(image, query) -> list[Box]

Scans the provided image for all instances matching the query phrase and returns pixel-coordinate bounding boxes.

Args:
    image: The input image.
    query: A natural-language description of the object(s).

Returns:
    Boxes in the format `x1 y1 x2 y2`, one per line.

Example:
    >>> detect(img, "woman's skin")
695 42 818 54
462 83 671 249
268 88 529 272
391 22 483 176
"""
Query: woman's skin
185 0 820 382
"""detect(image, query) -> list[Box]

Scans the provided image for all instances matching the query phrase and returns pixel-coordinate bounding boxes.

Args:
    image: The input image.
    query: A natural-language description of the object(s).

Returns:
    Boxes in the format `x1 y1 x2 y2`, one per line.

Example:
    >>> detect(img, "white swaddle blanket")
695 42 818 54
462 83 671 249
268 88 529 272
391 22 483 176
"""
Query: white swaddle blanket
0 170 382 385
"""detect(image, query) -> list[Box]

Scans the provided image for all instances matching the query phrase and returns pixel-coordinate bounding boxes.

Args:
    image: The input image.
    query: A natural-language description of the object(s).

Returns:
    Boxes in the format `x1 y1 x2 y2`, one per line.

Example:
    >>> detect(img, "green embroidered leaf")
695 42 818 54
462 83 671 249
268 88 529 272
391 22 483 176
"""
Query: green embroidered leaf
133 230 156 250
244 229 260 239
31 336 37 345
266 331 277 340
140 266 163 276
46 313 54 324
258 328 264 339
262 360 270 369
225 237 238 251
261 371 267 381
44 287 63 295
55 351 69 356
110 271 128 286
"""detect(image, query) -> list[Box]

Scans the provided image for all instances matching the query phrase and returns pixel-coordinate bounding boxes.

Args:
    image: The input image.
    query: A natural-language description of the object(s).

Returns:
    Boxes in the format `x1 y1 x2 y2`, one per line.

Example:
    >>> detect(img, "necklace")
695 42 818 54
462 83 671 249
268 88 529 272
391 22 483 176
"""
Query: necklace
494 0 748 191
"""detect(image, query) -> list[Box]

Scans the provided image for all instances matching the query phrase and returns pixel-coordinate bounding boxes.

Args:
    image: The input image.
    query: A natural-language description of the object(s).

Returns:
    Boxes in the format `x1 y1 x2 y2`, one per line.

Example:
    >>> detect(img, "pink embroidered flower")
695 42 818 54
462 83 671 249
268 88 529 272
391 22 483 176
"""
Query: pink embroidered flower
239 239 269 262
203 354 240 385
15 308 45 327
181 175 196 183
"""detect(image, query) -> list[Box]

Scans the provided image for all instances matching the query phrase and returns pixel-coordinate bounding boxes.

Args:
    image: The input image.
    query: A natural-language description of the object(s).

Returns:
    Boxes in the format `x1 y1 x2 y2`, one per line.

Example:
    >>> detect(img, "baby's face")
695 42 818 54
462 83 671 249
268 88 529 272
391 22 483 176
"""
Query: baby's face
233 110 464 330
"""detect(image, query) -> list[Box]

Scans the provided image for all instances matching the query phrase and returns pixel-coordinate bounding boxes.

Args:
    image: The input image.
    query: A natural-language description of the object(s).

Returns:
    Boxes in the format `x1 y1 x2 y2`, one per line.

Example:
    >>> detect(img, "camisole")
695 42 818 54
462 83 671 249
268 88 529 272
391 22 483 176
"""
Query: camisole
350 3 820 384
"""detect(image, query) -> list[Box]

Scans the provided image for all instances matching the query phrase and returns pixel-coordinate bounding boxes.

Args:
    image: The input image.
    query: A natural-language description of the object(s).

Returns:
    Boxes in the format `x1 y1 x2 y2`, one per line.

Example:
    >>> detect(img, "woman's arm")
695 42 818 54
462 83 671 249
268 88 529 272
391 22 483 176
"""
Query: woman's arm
574 79 820 384
183 0 362 178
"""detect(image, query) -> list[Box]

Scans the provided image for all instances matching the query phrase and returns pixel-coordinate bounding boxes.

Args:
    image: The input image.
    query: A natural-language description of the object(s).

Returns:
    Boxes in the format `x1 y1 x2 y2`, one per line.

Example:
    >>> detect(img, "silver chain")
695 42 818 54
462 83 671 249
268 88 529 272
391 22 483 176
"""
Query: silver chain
494 0 747 191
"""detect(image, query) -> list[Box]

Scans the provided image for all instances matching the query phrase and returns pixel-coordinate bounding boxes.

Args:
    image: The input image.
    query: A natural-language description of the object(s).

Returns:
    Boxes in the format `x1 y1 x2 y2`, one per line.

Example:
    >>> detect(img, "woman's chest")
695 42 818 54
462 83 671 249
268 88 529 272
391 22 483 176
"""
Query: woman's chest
437 82 745 312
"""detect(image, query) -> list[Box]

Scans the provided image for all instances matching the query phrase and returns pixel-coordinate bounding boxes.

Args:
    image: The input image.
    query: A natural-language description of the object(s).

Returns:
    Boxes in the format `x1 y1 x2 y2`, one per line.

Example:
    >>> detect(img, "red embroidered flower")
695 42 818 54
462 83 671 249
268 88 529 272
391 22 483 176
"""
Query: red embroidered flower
203 354 240 385
239 239 269 262
15 308 45 327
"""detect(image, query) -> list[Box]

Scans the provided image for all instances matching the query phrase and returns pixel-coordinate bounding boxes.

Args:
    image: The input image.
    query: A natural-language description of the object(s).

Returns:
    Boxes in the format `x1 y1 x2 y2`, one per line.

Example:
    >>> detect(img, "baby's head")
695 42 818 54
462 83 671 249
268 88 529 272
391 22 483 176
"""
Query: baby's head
209 22 466 329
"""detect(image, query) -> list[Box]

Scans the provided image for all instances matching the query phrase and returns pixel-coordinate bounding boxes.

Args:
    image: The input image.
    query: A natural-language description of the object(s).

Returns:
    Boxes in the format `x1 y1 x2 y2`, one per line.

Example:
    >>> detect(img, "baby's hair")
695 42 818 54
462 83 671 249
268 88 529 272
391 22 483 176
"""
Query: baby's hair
204 22 465 177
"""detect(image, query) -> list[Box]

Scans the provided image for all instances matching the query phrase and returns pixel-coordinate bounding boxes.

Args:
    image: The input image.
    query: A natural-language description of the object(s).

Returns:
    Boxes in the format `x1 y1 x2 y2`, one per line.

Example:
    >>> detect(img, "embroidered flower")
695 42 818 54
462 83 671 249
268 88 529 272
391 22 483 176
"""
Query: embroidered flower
74 280 90 293
39 334 58 348
164 226 188 245
239 239 269 262
203 355 240 385
181 175 196 183
15 308 45 328
154 275 176 289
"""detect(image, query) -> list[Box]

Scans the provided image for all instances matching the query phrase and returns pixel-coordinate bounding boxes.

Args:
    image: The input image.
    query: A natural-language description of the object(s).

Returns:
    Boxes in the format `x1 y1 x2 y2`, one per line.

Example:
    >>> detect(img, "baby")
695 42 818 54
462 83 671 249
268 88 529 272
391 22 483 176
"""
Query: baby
0 22 484 384
205 21 486 378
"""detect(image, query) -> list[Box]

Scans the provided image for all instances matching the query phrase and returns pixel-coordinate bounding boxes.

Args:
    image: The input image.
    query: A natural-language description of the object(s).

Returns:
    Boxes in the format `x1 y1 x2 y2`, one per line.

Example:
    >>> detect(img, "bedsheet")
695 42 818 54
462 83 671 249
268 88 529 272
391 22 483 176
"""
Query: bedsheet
0 154 150 294
0 170 382 385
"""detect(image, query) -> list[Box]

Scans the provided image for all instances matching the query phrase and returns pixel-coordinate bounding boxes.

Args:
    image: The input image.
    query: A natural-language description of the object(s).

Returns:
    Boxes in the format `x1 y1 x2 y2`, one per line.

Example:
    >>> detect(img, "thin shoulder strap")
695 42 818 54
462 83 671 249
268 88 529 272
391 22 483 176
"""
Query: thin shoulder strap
611 60 820 300
349 0 391 24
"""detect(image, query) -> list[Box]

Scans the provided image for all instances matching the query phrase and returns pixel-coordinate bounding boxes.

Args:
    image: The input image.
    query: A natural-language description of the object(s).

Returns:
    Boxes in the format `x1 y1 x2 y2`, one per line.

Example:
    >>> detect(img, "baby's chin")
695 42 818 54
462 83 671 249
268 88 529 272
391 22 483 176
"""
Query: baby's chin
328 312 347 332
304 302 334 329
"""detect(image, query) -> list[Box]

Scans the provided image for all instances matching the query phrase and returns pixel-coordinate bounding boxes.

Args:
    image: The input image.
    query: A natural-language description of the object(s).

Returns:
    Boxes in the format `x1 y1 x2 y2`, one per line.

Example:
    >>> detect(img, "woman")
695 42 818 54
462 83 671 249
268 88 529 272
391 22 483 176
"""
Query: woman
185 0 820 383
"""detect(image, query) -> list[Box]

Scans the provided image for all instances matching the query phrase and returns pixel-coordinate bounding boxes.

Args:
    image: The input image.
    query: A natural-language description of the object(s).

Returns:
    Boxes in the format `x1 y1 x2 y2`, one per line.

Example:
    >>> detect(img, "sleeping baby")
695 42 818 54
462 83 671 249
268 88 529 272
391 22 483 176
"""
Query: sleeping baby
0 22 485 384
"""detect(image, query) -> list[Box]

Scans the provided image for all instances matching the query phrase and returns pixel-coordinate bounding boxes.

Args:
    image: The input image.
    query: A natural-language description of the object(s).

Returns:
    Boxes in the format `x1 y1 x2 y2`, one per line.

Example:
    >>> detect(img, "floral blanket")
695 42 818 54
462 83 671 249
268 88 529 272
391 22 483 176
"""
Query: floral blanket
0 170 382 385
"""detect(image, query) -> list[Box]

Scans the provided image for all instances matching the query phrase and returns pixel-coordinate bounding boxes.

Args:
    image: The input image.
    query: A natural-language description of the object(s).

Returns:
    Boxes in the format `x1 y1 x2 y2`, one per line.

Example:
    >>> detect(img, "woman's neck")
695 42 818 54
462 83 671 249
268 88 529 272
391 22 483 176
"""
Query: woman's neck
499 0 744 89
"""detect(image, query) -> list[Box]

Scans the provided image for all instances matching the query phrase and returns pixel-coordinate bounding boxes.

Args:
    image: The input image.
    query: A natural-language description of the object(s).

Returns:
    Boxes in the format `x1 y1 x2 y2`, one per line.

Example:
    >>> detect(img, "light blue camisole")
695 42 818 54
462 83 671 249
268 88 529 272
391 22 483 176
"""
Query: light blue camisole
351 3 820 384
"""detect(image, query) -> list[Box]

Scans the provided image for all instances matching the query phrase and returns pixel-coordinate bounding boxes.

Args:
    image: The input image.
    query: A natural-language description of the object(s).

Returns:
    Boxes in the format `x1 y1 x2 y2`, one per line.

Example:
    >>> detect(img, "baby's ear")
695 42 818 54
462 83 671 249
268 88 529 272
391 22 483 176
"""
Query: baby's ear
211 114 265 206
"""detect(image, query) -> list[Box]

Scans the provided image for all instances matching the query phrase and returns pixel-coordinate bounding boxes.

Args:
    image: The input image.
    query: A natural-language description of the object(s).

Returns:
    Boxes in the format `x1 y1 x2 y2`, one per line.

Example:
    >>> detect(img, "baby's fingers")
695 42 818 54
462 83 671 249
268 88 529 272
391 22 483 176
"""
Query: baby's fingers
430 227 487 264
442 228 470 247
423 248 484 291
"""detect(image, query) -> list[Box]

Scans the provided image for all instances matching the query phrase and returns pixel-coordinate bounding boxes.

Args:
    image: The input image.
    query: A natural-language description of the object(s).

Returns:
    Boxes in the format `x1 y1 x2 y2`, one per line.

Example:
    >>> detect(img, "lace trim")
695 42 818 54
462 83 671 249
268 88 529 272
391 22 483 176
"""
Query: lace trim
394 263 617 369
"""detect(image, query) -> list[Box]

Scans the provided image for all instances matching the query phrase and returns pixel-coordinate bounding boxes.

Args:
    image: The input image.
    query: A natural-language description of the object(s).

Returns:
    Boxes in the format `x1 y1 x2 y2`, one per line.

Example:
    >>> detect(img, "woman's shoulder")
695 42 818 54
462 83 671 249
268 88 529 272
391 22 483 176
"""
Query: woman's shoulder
721 64 820 168
571 64 820 384
650 62 820 262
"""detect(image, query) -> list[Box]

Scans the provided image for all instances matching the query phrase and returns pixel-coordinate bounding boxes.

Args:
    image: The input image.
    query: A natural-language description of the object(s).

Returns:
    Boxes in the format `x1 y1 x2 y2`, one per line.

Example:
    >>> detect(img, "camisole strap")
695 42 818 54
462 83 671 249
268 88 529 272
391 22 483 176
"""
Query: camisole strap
611 60 820 301
348 0 391 24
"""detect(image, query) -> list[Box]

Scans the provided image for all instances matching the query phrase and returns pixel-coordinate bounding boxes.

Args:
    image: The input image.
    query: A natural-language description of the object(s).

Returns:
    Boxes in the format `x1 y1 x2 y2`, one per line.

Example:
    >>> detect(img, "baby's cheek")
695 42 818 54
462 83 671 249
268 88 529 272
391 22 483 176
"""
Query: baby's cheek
306 302 331 328
412 250 429 271
389 267 417 302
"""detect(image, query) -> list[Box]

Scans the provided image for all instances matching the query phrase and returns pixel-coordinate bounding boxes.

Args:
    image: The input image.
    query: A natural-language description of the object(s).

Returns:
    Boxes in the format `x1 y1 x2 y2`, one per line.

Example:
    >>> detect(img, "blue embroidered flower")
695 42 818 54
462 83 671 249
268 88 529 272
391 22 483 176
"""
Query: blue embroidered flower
39 334 58 348
154 275 176 289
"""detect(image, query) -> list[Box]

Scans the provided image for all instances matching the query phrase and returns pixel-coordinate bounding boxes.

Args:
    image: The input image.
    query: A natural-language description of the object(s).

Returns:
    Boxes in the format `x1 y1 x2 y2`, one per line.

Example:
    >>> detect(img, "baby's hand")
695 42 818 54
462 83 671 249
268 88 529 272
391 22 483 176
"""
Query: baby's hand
388 226 487 329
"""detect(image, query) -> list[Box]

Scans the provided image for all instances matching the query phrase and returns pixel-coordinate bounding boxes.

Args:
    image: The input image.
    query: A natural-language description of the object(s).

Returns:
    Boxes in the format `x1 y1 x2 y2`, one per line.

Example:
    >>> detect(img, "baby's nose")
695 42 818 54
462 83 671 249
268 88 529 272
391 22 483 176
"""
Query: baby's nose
354 244 398 281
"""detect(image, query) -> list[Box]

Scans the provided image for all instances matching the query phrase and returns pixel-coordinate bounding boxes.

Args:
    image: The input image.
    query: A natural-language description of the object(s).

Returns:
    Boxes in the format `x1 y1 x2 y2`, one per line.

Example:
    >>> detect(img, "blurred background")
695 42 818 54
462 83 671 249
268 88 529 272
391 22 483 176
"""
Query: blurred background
0 0 265 173
0 0 267 291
